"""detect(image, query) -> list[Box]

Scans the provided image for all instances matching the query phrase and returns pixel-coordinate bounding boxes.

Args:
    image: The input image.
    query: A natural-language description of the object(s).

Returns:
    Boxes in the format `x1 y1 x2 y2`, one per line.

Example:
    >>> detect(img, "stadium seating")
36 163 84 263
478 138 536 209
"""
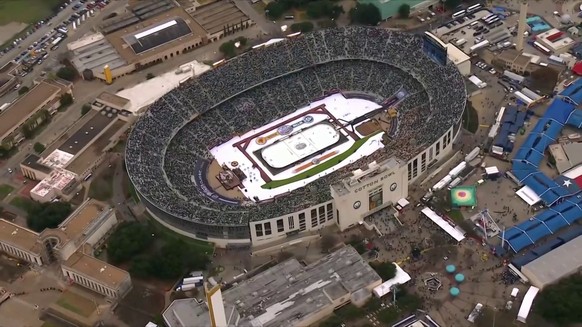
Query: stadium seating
125 26 467 235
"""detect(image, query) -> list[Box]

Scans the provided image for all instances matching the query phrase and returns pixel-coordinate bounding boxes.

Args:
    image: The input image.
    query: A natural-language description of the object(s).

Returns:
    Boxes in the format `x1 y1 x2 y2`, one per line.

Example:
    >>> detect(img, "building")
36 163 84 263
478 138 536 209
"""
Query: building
445 43 471 76
75 0 208 82
183 1 253 42
0 200 132 299
0 79 72 149
521 235 582 290
0 61 20 98
163 246 382 327
496 49 533 74
20 106 129 202
537 28 575 54
358 0 439 20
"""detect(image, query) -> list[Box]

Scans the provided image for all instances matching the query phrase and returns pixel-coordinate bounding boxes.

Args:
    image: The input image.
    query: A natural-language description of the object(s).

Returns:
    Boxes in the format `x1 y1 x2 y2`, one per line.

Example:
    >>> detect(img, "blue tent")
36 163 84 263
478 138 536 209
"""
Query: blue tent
455 273 465 283
446 264 456 273
450 287 460 297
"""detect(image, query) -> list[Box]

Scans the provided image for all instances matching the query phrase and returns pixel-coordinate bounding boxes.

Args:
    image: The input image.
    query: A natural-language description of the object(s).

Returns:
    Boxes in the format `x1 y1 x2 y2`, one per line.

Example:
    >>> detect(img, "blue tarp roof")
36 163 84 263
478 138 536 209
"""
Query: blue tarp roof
509 225 582 267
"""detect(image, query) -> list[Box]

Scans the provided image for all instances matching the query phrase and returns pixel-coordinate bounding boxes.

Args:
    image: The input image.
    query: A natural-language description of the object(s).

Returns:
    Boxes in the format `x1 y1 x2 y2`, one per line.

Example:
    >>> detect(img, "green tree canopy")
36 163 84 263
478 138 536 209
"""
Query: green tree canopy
350 3 382 26
444 0 462 10
265 1 287 20
291 21 315 33
18 86 30 95
146 73 155 80
398 4 411 18
81 104 92 116
320 233 337 252
56 67 76 81
306 0 343 19
370 261 397 280
535 275 582 325
219 41 237 58
530 67 559 94
33 142 45 154
107 222 153 264
26 202 73 232
60 93 73 107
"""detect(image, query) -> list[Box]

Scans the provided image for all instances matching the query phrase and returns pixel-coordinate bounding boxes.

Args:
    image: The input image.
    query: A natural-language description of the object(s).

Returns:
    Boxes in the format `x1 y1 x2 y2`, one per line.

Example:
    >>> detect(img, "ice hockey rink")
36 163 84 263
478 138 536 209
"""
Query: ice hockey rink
261 123 340 169
209 93 385 201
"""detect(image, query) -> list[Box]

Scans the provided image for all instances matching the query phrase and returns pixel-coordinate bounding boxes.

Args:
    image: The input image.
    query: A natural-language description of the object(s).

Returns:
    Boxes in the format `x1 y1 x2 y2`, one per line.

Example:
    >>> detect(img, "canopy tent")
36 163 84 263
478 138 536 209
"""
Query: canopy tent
372 263 412 297
485 166 500 177
397 198 410 208
517 286 539 323
421 208 466 242
450 186 477 207
515 185 542 206
455 273 465 283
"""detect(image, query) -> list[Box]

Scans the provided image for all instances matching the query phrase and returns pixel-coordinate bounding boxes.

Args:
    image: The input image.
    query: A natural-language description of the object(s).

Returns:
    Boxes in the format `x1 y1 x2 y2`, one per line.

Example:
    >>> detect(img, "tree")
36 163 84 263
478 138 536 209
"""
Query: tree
56 67 76 81
350 4 382 26
60 93 73 107
398 4 411 18
535 275 582 325
370 261 397 280
146 73 155 80
320 233 337 252
33 142 45 154
81 104 92 116
306 0 343 19
265 1 287 20
444 0 462 10
530 67 559 94
107 222 153 264
219 41 237 58
290 21 314 33
18 86 29 95
26 202 73 232
146 239 211 279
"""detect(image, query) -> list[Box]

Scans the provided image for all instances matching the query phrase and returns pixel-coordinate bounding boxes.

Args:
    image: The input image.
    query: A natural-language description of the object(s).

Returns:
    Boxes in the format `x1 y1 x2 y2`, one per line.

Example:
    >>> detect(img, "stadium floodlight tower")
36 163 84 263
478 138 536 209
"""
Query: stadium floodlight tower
516 0 528 51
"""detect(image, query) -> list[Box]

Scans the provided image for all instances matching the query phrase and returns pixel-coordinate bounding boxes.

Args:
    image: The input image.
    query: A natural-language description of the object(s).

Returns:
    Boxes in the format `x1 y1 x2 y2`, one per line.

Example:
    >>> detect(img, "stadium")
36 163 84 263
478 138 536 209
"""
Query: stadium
125 26 467 248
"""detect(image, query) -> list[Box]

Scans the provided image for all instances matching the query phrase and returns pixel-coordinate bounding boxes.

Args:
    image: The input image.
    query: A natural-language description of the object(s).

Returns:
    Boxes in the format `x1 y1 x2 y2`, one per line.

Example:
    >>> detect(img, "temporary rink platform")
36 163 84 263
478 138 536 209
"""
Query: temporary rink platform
210 93 385 201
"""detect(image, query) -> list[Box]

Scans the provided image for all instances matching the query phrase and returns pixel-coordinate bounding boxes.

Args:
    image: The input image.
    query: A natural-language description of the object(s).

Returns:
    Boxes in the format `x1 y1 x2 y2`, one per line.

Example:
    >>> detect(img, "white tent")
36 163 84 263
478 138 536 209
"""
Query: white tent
516 286 539 323
421 208 466 242
373 263 412 297
485 166 500 176
397 198 410 208
516 186 542 206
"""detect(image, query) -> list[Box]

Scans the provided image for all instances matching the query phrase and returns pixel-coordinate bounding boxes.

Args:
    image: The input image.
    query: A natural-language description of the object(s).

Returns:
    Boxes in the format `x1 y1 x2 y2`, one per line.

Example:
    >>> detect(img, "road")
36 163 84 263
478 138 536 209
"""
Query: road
235 1 281 36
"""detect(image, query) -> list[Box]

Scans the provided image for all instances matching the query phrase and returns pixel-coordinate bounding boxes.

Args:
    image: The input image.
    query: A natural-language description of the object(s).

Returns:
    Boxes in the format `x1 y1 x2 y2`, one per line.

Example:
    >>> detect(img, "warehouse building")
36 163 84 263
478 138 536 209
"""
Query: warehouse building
163 246 382 327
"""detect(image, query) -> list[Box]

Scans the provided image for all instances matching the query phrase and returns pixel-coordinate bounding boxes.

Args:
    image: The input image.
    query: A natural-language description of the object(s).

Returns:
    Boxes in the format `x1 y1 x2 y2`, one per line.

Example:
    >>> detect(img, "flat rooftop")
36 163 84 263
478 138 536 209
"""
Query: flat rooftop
66 119 126 175
63 252 129 290
0 82 61 138
190 1 249 35
21 153 52 174
59 200 110 243
96 92 130 109
223 246 380 327
522 235 582 289
0 219 41 254
69 33 126 72
106 7 206 64
163 298 238 327
57 111 117 155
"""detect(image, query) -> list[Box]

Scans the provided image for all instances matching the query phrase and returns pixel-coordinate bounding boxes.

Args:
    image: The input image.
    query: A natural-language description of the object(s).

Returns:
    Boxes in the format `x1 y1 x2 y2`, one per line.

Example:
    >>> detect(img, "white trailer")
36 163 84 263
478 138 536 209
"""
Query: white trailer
182 276 203 285
514 91 534 106
175 284 198 292
521 87 541 101
470 40 490 53
455 38 467 46
503 70 525 83
469 75 487 88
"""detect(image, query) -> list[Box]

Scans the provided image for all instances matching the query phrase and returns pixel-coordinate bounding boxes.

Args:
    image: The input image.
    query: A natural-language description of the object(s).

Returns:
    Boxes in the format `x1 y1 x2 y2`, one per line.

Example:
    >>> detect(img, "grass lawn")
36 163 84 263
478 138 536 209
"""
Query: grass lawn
147 213 214 254
56 293 95 317
462 102 479 134
9 196 34 212
262 131 381 189
447 210 465 223
123 175 139 203
0 0 62 25
88 169 114 201
0 184 14 200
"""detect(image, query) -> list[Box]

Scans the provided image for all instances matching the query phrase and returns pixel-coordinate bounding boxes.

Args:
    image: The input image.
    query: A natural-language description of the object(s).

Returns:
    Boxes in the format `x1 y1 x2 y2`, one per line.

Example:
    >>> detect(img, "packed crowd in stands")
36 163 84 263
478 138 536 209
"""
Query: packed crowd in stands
126 26 467 237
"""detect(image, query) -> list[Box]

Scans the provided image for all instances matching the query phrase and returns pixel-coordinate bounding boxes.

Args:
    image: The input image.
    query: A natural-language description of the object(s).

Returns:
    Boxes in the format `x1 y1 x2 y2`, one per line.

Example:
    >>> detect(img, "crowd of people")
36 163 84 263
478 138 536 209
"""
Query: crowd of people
125 26 467 239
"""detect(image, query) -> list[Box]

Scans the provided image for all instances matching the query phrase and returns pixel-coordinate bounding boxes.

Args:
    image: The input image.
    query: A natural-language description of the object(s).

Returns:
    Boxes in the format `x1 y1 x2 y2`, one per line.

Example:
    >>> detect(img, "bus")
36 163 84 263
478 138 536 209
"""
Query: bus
452 10 466 18
482 14 495 21
51 37 63 47
533 41 551 55
467 4 483 12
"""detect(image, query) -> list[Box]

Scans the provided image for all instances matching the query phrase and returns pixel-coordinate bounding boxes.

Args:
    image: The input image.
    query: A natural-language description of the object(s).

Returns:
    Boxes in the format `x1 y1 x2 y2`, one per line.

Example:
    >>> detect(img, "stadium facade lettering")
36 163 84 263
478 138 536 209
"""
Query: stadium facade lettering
354 172 395 193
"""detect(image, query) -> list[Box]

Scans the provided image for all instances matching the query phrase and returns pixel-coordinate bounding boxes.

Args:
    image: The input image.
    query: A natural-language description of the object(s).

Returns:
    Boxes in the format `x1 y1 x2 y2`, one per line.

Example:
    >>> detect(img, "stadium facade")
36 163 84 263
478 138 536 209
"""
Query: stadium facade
126 27 466 248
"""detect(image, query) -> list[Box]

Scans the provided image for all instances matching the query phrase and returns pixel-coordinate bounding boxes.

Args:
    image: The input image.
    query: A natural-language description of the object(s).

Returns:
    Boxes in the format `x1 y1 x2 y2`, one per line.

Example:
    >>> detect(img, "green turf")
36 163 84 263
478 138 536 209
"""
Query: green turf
88 170 114 201
0 184 14 200
0 0 63 25
56 297 93 317
262 131 381 189
9 196 34 212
